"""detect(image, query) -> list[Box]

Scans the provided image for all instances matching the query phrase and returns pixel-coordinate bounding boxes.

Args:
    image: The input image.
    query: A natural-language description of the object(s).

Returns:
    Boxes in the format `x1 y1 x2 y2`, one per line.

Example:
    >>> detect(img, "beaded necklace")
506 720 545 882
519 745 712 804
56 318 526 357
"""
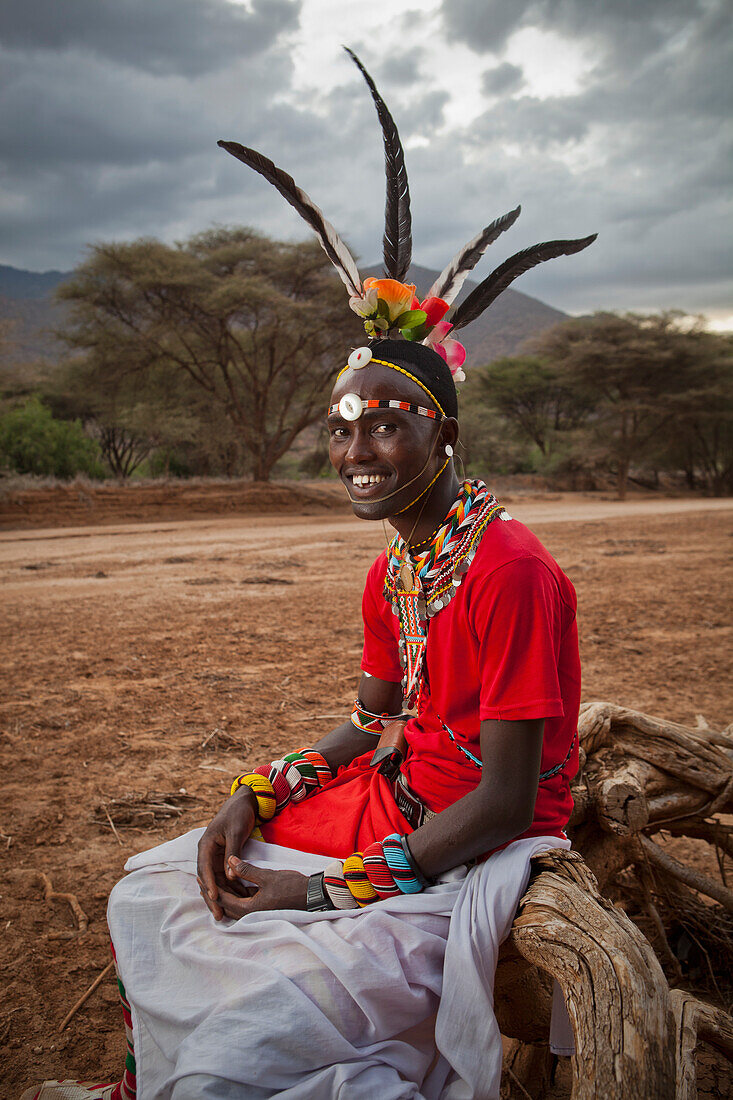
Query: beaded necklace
383 479 510 708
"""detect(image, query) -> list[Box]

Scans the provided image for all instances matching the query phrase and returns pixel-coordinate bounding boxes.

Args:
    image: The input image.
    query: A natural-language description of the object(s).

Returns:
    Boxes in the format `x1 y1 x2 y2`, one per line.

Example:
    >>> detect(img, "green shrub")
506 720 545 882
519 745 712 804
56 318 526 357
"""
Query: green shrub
0 397 104 478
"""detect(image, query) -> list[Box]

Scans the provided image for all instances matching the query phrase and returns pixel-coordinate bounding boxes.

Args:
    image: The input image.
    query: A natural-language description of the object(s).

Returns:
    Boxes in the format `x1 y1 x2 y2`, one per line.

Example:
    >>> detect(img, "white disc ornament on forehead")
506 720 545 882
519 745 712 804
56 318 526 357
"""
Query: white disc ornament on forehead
348 346 372 370
339 393 364 421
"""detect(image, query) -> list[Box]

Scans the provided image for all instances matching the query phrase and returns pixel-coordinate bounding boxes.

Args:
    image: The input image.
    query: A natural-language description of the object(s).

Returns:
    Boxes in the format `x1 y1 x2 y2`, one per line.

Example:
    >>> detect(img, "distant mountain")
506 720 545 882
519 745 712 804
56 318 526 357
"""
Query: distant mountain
0 264 70 300
0 260 568 368
0 264 72 364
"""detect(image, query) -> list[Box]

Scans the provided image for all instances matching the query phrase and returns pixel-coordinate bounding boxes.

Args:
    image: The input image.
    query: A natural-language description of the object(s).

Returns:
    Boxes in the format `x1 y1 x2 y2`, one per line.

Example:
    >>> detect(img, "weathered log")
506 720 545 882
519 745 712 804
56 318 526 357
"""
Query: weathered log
509 848 676 1099
494 943 553 1042
578 702 733 790
500 701 733 1097
594 757 651 834
671 989 733 1100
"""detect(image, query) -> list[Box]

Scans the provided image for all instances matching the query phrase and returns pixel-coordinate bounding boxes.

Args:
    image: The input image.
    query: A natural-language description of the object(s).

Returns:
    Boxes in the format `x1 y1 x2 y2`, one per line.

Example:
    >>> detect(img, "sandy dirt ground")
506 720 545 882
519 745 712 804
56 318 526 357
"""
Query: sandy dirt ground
1 491 732 1098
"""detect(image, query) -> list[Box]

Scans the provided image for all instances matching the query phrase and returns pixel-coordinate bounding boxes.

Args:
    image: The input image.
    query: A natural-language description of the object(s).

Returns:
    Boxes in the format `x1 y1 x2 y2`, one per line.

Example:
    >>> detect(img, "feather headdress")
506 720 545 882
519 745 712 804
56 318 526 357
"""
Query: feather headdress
218 47 596 378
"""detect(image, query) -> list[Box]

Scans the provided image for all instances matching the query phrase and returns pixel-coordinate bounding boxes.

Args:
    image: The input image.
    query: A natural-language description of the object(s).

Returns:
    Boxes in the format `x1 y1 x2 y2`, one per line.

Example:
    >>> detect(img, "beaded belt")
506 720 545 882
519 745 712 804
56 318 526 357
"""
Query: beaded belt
393 772 436 830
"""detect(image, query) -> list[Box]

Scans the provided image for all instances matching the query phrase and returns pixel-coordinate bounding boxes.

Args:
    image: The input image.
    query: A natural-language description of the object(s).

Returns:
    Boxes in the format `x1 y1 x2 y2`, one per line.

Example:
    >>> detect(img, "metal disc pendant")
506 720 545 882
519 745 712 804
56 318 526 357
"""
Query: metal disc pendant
399 562 417 592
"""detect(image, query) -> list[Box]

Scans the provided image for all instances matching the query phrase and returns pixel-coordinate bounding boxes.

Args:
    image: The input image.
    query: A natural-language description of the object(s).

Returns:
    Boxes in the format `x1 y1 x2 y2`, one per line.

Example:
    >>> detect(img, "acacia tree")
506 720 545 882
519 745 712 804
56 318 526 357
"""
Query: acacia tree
57 228 359 481
530 312 715 498
474 355 593 457
655 330 733 495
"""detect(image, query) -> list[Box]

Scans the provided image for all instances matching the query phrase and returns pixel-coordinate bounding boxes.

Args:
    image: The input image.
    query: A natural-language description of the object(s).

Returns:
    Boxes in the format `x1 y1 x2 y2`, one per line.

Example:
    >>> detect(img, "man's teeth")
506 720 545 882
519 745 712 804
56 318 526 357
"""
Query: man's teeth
352 474 387 487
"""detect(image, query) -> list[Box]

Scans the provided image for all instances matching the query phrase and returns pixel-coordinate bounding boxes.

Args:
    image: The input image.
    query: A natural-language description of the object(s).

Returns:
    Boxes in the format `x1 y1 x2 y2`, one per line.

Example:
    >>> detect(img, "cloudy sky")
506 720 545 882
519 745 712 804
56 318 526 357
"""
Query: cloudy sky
1 0 731 325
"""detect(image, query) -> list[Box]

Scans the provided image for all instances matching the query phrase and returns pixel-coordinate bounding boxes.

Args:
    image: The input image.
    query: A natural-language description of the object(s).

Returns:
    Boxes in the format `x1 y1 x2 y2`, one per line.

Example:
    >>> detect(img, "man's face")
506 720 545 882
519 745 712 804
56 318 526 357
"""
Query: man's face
327 361 443 520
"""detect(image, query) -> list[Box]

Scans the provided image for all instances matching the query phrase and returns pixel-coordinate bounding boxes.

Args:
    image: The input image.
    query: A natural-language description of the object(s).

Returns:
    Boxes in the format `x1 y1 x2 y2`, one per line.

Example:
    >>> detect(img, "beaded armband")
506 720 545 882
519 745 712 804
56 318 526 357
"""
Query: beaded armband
351 699 406 736
322 832 433 910
231 748 332 824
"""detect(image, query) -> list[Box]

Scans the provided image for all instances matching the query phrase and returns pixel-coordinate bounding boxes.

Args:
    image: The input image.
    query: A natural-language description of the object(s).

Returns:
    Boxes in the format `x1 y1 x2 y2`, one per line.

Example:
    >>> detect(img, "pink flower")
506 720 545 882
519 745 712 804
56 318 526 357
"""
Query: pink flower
425 320 467 381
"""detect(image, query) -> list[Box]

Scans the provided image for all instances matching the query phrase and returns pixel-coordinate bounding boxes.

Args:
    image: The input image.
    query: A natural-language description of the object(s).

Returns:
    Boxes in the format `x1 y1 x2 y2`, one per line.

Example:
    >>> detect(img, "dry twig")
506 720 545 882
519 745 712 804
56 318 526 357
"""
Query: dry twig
59 961 115 1031
22 870 88 938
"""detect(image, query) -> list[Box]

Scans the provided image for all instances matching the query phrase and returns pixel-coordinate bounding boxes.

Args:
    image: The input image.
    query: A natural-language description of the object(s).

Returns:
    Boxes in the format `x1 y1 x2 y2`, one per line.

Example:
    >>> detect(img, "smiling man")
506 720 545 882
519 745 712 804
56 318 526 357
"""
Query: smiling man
25 339 581 1100
25 48 595 1100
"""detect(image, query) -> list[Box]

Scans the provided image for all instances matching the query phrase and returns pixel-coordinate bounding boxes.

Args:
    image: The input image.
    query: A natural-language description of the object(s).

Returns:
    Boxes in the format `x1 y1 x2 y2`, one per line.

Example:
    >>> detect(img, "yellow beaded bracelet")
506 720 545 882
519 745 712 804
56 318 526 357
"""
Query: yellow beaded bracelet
230 773 277 822
342 852 379 907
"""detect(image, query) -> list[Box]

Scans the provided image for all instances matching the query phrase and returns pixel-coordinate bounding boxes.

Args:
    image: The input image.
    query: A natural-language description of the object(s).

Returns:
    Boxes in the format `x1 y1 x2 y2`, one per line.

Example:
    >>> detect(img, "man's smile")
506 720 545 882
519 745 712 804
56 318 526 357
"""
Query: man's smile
344 469 392 497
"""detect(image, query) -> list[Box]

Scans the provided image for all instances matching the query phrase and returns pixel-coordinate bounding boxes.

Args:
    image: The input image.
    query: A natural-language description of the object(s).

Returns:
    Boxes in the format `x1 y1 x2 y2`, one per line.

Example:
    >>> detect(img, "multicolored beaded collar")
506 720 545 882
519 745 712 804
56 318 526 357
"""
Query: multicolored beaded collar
384 479 511 708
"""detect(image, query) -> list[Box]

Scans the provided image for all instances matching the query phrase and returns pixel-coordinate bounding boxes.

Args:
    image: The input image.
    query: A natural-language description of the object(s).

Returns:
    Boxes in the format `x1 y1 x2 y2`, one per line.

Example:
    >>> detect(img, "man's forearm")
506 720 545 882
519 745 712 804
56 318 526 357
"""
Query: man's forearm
407 717 544 880
406 784 534 881
311 719 379 773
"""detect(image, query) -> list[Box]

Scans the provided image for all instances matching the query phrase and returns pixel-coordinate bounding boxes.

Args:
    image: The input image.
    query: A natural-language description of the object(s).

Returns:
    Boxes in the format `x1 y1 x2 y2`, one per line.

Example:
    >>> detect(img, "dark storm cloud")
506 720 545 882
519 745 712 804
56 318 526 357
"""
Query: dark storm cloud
431 0 733 314
0 0 299 76
0 0 318 269
481 62 524 97
0 0 729 319
442 0 709 62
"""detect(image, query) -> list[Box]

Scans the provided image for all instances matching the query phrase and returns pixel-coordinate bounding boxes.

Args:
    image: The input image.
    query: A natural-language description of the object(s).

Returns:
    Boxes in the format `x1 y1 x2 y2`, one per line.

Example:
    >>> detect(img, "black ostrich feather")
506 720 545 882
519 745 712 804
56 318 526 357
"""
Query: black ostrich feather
450 234 598 331
427 206 522 305
217 139 362 298
344 47 412 282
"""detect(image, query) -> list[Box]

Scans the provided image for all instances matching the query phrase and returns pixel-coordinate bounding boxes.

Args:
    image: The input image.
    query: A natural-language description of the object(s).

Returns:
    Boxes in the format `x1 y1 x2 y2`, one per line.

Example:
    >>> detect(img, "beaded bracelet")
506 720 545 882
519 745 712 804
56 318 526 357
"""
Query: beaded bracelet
381 834 423 894
343 853 379 907
351 699 407 736
231 748 332 823
322 832 434 910
229 773 278 821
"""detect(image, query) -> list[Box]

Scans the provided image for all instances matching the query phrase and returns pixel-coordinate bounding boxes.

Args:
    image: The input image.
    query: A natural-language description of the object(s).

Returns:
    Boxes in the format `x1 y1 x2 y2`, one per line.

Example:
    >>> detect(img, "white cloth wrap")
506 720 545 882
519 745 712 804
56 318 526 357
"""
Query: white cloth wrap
108 830 571 1100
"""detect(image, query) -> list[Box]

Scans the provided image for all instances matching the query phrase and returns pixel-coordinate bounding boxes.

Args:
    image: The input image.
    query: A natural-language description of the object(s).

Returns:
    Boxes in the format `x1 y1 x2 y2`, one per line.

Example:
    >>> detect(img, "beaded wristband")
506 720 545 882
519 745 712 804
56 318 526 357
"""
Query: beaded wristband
254 748 332 813
382 833 423 894
398 833 433 889
351 699 406 736
229 773 278 822
362 841 402 899
323 859 360 909
343 853 379 907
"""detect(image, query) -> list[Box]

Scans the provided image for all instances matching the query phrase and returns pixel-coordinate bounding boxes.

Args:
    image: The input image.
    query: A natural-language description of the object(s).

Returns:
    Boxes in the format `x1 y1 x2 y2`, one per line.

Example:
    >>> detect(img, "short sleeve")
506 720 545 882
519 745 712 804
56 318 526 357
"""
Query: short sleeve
469 556 568 721
361 556 403 683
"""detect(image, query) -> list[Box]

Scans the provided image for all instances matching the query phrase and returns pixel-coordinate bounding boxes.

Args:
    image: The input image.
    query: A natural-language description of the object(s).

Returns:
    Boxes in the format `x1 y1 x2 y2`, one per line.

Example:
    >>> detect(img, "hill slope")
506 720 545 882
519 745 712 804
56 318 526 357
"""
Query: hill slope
0 261 568 368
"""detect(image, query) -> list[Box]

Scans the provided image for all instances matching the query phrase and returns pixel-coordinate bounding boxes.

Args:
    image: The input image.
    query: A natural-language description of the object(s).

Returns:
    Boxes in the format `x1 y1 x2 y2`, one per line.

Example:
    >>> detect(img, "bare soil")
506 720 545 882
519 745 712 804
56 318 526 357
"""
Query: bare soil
1 489 731 1099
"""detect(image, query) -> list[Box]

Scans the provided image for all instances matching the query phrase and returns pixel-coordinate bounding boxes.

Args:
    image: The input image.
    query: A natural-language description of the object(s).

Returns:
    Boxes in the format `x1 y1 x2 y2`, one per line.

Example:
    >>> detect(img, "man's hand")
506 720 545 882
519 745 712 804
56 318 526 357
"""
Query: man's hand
197 858 308 920
196 787 258 921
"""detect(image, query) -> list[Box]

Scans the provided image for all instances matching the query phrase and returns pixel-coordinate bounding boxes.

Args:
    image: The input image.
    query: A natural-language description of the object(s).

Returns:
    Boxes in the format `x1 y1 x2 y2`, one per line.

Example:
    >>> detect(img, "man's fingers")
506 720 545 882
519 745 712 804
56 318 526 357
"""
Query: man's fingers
216 885 258 921
227 857 264 885
224 827 250 879
197 877 225 920
196 833 222 902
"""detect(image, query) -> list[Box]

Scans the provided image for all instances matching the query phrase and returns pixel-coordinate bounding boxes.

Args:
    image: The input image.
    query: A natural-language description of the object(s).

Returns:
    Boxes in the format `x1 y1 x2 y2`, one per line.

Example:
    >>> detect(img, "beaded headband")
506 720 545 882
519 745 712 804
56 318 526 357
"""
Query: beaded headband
328 396 441 423
218 47 596 389
331 348 446 422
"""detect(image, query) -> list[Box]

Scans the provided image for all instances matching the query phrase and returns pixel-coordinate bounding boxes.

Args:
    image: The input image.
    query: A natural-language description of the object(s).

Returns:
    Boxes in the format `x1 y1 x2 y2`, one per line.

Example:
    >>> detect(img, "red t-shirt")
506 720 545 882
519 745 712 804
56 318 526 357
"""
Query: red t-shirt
263 515 580 857
361 515 580 840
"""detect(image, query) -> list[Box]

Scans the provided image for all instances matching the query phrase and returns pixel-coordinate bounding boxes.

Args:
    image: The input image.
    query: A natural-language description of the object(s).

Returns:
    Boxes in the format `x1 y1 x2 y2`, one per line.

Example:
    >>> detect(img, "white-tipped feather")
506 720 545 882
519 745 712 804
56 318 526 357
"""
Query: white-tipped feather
427 206 521 305
218 140 363 299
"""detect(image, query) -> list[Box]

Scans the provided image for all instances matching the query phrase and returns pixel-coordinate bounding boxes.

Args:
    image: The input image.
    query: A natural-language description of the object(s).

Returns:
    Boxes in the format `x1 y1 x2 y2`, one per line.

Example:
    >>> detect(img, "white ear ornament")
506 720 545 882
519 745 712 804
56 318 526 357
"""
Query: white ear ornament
348 346 372 370
339 393 364 421
445 444 454 457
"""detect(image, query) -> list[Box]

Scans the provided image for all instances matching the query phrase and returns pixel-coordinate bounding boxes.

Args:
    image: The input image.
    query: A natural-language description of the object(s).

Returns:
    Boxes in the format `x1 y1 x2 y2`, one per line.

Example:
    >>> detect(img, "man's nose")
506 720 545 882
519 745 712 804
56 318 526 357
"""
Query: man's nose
344 425 376 465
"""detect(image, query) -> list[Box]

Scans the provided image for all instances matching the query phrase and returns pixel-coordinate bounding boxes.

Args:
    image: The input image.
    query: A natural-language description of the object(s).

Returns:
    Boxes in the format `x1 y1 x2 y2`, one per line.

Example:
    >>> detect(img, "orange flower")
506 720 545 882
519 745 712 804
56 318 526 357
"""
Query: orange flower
362 278 417 323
